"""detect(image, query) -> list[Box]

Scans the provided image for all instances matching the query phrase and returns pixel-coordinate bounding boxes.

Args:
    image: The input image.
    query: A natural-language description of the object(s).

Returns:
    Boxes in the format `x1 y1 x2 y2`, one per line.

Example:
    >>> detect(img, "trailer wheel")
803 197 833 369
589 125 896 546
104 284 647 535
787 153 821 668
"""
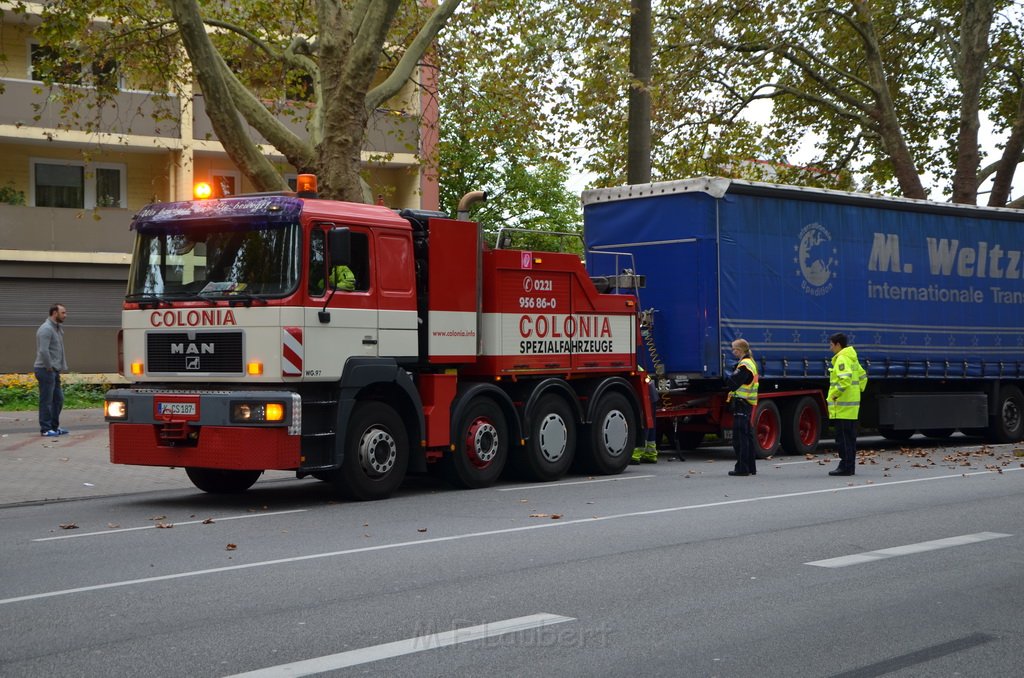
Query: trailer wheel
335 401 409 501
754 400 781 458
577 391 635 475
514 394 576 481
780 396 821 455
185 468 262 494
443 397 508 489
989 385 1024 443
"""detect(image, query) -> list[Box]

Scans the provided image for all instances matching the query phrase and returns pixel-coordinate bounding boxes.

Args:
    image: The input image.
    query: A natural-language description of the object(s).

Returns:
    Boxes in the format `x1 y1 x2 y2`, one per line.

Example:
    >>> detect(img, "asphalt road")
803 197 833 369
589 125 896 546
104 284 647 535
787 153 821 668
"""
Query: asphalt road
1 437 1023 677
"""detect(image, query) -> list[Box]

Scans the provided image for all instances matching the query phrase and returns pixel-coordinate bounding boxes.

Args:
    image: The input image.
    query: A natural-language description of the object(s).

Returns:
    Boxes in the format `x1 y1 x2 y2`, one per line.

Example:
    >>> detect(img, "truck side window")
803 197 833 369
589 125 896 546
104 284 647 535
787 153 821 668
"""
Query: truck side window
308 229 326 296
334 231 370 292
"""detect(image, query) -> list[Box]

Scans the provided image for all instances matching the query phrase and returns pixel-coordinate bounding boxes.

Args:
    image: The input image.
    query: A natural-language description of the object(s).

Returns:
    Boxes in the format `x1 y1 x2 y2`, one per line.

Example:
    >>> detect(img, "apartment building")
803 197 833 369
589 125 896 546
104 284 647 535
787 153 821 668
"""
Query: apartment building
0 4 438 373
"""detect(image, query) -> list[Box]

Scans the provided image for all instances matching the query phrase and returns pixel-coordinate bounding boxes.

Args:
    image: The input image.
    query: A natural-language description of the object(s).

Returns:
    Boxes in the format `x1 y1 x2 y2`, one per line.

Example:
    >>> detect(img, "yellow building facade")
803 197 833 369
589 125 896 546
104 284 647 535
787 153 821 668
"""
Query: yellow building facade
0 4 437 373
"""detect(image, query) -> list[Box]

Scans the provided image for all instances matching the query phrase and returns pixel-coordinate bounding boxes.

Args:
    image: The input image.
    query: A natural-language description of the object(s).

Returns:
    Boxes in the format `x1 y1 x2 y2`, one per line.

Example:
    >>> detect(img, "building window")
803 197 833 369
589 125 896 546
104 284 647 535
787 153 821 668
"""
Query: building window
95 167 123 207
30 160 127 209
29 43 122 88
211 171 239 199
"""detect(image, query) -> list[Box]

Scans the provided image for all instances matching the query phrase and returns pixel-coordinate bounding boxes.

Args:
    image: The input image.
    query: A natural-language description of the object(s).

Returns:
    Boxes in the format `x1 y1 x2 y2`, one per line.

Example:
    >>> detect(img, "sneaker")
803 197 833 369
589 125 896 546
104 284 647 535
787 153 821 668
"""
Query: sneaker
41 430 60 437
56 428 70 435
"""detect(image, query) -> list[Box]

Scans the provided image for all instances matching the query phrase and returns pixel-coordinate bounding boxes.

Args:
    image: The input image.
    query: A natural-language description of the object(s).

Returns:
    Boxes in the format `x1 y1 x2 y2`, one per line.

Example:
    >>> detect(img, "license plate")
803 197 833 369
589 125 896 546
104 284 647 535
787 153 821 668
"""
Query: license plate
158 402 197 416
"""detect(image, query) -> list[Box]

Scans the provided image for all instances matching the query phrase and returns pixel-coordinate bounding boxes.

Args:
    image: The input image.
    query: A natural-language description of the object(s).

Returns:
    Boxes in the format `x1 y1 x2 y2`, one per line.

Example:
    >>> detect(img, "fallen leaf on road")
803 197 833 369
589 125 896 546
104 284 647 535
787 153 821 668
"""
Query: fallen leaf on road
529 513 550 518
226 543 237 550
551 514 562 520
202 518 215 524
59 523 78 530
149 515 166 521
417 528 427 533
155 522 173 529
107 523 120 529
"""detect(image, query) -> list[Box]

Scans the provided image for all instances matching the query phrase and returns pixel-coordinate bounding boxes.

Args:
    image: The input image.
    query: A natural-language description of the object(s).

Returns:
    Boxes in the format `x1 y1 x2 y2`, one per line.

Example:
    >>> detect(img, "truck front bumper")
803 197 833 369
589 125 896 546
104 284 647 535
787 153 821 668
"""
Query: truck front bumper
105 388 302 471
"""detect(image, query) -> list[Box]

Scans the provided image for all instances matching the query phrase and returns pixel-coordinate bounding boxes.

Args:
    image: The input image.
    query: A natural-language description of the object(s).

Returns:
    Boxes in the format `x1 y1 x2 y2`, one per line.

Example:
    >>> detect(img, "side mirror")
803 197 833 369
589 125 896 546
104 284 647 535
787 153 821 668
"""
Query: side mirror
328 228 351 267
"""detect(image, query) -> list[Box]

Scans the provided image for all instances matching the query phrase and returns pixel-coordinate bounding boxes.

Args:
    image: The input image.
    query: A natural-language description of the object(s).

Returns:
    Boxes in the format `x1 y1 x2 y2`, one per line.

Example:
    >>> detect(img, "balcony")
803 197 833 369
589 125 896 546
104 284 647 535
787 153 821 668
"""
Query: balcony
192 95 421 159
0 203 134 258
0 78 181 140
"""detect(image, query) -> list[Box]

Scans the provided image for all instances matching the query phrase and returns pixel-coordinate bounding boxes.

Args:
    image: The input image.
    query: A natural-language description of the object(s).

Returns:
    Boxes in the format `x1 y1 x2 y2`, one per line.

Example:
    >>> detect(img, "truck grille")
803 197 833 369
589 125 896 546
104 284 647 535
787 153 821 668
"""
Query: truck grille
146 331 244 374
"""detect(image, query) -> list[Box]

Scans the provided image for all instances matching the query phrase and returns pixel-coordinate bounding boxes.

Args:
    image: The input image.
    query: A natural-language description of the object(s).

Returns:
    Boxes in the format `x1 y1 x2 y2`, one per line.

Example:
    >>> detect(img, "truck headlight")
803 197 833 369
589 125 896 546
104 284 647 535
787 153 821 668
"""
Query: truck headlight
231 402 286 423
105 400 127 419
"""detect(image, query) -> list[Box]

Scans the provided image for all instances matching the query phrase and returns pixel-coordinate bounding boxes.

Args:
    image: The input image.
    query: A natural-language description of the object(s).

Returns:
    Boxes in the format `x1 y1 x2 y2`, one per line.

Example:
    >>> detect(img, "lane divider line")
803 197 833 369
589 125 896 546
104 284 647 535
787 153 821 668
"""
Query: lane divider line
805 531 1012 568
221 613 574 677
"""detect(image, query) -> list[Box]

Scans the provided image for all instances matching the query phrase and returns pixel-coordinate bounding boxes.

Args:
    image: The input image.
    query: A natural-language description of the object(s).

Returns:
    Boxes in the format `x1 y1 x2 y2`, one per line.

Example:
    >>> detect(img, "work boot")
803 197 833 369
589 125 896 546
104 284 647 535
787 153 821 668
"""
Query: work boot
641 441 658 464
630 447 645 465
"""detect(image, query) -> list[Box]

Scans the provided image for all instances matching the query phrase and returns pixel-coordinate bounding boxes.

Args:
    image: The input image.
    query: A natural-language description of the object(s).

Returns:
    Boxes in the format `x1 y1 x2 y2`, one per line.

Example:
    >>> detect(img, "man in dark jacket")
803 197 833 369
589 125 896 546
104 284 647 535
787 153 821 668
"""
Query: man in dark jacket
34 303 69 437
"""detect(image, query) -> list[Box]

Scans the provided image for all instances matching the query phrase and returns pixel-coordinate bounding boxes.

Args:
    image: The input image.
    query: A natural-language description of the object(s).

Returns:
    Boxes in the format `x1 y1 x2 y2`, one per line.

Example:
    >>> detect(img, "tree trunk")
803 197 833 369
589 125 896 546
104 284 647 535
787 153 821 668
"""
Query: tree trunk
853 0 926 199
951 0 995 205
987 84 1024 207
166 0 285 192
627 0 652 185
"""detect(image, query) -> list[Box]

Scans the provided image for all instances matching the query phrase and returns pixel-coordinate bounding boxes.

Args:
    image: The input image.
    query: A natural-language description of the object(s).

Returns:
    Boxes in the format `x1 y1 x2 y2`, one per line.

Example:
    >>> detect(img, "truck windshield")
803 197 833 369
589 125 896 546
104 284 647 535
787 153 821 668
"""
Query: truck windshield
127 221 301 298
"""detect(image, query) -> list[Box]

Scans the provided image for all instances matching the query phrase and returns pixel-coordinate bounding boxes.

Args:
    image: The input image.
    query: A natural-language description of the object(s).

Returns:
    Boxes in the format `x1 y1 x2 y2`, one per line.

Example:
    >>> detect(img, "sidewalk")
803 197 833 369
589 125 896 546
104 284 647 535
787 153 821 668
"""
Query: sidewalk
0 409 290 507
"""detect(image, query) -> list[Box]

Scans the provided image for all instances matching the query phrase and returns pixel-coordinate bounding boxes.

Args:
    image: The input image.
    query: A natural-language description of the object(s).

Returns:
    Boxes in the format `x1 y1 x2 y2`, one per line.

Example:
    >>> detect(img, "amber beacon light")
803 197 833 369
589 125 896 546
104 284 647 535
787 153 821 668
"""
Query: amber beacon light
193 181 213 199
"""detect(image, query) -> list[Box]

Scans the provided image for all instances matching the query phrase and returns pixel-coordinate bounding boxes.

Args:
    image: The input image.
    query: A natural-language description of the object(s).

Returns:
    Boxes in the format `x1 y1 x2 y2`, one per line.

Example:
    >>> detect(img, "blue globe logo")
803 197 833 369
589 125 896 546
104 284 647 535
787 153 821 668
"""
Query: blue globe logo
797 224 836 288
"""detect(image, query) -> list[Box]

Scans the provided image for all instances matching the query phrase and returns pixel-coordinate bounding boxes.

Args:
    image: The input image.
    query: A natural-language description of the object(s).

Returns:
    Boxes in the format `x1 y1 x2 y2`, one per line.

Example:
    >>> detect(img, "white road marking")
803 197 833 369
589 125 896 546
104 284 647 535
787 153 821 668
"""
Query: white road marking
221 613 574 677
806 532 1012 568
2 466 1020 606
498 474 655 491
33 509 309 542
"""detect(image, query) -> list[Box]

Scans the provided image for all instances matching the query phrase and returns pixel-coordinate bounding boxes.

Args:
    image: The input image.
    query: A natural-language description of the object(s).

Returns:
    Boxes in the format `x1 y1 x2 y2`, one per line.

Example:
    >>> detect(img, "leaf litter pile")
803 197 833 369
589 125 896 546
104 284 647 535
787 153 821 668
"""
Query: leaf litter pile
852 444 1024 477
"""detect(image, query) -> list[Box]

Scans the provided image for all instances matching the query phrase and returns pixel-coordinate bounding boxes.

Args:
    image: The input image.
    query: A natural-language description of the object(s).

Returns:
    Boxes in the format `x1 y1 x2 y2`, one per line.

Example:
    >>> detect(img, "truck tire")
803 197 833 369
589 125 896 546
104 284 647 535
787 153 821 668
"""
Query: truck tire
514 394 576 481
577 391 635 475
185 468 262 494
754 400 781 459
780 396 821 455
443 397 508 489
335 401 409 501
988 385 1024 443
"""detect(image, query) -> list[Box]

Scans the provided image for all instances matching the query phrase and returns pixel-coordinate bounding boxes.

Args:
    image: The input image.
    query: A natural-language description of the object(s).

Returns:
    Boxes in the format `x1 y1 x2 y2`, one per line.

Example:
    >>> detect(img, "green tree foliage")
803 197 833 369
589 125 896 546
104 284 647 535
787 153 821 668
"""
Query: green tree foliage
20 0 460 203
571 0 1024 204
437 2 582 248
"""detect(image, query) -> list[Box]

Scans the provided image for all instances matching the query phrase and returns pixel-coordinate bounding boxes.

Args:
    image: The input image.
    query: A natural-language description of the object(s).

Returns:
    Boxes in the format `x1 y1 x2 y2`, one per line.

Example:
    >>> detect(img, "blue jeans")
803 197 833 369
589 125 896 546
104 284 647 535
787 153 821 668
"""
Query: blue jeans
35 368 63 433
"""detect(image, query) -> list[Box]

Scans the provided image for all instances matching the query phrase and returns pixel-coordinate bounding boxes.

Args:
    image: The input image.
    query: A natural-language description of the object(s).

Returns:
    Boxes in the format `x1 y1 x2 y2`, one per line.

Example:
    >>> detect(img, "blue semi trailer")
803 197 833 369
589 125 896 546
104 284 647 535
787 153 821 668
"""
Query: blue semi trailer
583 177 1024 456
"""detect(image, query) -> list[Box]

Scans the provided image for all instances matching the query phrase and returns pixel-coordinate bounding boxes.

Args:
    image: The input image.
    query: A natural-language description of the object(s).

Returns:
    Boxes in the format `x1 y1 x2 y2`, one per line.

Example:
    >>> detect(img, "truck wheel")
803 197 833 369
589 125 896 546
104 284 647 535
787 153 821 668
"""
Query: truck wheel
578 391 635 475
185 468 262 494
443 397 508 489
754 400 781 458
515 394 576 481
989 385 1024 443
335 401 409 501
780 396 821 455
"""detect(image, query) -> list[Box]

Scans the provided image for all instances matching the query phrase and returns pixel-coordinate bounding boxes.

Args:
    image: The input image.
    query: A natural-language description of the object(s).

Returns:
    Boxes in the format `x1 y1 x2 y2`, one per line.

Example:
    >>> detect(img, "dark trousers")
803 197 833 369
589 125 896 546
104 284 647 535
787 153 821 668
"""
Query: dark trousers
732 409 757 474
833 418 858 471
34 367 63 434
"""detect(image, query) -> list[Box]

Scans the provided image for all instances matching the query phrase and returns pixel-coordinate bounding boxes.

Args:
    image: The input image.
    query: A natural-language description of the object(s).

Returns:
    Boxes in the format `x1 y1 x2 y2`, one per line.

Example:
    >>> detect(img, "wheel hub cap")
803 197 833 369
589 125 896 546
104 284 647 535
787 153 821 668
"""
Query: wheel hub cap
359 427 397 477
601 410 629 457
538 413 568 462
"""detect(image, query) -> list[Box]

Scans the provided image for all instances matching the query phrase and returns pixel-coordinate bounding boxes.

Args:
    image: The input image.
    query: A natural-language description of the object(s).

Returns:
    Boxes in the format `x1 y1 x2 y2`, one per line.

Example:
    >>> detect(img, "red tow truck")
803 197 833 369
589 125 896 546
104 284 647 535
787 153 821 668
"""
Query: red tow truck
104 178 650 499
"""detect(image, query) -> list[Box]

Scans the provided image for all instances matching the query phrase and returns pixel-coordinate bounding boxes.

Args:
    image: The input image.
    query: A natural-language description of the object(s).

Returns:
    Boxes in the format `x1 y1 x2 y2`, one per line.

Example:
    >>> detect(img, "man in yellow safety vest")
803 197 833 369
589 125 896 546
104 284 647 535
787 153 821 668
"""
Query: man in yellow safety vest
827 332 868 476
